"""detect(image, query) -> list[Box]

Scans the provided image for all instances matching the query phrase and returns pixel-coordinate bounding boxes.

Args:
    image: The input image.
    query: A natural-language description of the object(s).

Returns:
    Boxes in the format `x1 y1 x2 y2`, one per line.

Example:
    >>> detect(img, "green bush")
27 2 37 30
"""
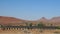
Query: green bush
29 23 32 27
37 23 44 28
56 26 60 29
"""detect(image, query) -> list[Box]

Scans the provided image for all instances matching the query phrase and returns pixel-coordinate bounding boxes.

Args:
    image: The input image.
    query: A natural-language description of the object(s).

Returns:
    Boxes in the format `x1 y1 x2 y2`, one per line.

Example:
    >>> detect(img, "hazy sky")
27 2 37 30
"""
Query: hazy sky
0 0 60 20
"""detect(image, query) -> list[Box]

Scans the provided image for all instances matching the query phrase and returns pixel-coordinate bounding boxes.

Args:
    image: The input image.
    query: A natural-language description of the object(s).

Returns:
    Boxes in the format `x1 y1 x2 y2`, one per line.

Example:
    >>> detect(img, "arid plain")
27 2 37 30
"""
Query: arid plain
0 16 60 34
0 29 60 34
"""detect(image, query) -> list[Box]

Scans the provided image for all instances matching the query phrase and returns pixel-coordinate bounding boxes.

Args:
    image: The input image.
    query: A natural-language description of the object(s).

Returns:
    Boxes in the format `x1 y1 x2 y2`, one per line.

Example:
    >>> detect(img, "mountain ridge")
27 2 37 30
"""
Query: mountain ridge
0 16 60 26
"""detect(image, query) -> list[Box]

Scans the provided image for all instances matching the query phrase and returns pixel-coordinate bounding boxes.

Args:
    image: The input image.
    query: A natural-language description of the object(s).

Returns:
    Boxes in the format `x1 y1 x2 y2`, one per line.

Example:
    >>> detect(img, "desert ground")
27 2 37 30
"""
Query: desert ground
0 29 60 34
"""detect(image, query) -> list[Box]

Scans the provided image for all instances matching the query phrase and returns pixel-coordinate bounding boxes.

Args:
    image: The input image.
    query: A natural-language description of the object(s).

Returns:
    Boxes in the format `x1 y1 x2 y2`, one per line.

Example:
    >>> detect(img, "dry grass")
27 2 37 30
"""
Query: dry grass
0 29 60 34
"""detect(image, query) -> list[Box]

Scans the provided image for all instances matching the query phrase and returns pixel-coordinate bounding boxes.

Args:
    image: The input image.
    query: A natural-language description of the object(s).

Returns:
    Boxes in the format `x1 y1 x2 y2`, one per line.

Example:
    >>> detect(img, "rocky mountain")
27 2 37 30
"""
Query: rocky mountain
0 16 27 25
0 16 60 26
37 17 48 23
50 17 60 23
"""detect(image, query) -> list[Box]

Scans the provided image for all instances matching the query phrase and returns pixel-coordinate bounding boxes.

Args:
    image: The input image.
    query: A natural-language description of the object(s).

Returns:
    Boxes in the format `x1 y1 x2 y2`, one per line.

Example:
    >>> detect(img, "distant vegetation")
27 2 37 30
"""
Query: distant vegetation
0 22 60 30
37 22 44 28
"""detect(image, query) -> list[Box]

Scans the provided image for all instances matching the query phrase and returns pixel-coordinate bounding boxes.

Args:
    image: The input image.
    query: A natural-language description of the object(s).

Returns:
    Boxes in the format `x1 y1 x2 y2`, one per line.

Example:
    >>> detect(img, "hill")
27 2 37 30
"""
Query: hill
0 16 60 26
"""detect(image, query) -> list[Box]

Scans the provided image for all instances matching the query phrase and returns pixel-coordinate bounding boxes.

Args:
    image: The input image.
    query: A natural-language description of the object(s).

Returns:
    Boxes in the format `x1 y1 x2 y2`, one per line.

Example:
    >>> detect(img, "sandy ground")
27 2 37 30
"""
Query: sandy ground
0 29 60 34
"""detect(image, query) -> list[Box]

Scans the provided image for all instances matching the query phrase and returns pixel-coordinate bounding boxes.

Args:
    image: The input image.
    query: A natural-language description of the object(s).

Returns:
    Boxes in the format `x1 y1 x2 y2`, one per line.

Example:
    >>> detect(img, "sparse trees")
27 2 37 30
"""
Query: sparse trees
29 23 32 27
37 22 44 28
